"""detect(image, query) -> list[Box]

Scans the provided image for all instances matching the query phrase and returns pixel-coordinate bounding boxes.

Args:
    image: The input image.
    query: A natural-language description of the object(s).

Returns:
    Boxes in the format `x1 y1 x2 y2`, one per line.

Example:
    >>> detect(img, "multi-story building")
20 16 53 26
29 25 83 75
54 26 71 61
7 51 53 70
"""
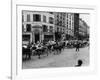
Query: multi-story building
22 11 55 44
54 12 66 32
22 11 86 43
54 12 75 40
54 12 66 41
65 13 74 40
79 18 89 40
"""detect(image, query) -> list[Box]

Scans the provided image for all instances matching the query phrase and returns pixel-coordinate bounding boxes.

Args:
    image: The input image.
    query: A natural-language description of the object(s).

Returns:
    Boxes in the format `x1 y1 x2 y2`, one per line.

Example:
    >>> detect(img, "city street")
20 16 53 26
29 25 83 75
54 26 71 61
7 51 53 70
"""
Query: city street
22 46 89 69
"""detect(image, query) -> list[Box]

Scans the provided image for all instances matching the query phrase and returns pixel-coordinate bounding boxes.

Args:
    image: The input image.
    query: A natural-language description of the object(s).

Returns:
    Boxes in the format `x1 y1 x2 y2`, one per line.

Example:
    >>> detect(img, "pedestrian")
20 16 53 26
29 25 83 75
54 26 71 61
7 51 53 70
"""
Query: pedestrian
76 41 80 51
31 43 37 56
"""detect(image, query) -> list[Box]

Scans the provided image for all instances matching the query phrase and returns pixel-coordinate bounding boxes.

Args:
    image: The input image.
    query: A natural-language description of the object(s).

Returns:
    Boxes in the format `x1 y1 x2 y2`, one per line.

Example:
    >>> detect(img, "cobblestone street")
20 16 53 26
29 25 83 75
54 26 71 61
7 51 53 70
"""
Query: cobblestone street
22 47 89 69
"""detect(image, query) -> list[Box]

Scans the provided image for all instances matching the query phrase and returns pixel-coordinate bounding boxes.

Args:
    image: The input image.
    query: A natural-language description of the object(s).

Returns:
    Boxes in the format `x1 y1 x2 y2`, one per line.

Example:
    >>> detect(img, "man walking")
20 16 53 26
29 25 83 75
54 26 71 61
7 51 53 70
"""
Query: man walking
76 41 80 51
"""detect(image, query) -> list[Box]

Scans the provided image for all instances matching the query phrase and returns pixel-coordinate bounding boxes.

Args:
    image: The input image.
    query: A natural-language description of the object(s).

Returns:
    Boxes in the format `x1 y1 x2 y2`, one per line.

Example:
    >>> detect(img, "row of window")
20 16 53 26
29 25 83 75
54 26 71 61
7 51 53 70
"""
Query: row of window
22 24 53 33
43 25 53 32
22 14 54 24
57 27 65 33
22 24 73 34
55 19 65 27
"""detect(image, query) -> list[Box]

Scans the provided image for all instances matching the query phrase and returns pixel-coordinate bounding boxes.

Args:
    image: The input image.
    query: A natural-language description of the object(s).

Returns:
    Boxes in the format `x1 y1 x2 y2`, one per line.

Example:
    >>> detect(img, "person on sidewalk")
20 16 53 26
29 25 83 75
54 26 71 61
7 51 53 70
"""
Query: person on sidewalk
75 41 80 51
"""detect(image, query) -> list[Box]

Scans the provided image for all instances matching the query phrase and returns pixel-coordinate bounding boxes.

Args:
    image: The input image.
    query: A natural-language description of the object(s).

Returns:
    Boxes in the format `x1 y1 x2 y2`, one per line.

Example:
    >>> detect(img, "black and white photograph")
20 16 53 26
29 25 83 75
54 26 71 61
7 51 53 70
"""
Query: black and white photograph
22 10 90 69
0 0 99 79
10 1 97 80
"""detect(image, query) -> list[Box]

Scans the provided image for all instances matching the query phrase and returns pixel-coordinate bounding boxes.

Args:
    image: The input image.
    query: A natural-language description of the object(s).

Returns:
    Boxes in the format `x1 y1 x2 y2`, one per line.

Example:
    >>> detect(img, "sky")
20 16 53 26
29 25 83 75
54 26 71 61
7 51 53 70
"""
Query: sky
79 14 90 27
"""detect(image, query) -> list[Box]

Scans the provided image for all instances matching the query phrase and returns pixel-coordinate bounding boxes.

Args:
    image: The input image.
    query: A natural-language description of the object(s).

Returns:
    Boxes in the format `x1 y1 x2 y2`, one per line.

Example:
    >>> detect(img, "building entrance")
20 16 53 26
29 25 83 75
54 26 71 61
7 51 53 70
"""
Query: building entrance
33 27 41 43
35 33 40 43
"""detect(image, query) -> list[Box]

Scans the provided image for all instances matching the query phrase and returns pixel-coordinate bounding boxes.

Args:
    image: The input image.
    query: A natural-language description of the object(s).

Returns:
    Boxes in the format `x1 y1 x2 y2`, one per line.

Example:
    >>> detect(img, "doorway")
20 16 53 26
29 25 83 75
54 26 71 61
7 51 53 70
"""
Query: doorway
35 33 40 43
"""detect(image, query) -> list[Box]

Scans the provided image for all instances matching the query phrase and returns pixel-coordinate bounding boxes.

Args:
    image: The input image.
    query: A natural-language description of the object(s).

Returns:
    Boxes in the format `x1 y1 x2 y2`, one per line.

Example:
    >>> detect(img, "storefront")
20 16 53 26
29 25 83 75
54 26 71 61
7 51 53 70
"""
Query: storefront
22 32 32 45
43 32 54 42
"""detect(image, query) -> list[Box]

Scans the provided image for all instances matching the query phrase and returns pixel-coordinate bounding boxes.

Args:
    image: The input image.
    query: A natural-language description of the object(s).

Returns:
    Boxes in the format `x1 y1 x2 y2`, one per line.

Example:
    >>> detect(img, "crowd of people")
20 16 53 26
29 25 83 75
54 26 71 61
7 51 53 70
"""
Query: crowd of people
22 40 66 60
22 40 89 60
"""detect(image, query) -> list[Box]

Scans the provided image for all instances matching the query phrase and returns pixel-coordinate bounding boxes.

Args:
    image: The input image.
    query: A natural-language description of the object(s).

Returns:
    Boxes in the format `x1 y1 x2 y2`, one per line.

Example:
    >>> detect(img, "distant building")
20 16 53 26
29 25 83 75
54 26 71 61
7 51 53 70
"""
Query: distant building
22 11 55 44
79 18 89 40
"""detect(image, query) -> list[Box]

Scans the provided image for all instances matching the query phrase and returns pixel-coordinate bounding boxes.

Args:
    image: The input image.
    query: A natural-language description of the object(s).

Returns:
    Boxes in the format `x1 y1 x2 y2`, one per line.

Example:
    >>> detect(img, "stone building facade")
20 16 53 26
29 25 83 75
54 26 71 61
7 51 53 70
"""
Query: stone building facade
65 13 74 40
22 11 55 44
79 18 89 40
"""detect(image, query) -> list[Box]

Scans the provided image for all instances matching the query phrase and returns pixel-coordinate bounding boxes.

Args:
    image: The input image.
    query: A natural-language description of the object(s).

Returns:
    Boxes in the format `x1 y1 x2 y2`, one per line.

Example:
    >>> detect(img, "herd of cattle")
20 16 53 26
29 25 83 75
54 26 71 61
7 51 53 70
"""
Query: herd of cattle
22 40 89 60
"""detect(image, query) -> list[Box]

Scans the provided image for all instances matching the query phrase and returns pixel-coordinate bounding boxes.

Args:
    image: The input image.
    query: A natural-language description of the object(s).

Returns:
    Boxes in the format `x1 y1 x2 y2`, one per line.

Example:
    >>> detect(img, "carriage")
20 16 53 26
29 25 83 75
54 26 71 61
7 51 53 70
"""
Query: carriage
22 44 32 60
22 41 66 60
